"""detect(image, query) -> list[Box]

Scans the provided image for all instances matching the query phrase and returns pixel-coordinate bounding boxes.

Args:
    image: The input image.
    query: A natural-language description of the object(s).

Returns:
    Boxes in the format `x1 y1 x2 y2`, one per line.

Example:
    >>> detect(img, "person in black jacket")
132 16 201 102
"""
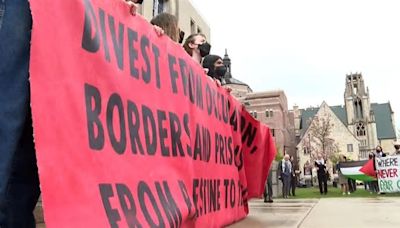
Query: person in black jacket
315 153 328 195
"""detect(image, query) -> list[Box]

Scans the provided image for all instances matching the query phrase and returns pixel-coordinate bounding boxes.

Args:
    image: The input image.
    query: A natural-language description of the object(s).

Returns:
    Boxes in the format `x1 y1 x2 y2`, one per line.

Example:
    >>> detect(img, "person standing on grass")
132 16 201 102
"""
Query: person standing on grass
279 154 292 199
264 167 273 203
315 153 328 195
337 155 350 195
290 155 298 197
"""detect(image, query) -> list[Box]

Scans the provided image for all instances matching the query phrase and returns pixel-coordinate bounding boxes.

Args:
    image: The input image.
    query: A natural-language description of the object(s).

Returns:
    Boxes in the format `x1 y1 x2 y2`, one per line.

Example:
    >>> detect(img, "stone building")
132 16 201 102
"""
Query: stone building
296 101 360 177
293 73 397 177
137 0 210 41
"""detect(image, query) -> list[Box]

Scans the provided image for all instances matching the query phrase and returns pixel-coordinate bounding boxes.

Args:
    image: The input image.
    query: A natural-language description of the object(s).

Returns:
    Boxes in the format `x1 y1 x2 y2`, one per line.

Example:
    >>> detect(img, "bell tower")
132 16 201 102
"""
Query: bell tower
344 73 377 154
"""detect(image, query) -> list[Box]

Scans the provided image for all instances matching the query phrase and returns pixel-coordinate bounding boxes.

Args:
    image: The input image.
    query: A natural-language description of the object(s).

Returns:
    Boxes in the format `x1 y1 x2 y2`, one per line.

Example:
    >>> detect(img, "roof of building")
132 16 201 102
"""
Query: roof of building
299 103 395 140
371 103 396 139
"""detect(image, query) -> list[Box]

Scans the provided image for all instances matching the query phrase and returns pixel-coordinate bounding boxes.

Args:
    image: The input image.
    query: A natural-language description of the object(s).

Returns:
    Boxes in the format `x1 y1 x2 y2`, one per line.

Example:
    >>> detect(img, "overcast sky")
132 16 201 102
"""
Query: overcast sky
191 0 400 132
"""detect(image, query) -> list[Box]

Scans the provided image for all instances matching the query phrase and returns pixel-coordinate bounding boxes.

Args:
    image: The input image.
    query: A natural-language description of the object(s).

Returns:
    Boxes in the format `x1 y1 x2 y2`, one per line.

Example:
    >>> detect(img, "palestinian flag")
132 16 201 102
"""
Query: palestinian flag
359 159 377 179
339 160 376 181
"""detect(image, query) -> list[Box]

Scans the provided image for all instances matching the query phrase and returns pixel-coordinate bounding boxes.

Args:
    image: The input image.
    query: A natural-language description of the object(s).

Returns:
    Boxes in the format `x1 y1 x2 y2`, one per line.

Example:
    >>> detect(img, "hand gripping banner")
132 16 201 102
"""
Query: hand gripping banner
29 0 276 227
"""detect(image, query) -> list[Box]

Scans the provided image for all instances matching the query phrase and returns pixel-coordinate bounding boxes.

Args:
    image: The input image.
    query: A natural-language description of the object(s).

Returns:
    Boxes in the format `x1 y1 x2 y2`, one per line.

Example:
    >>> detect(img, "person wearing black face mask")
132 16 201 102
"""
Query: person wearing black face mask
183 33 211 63
202 55 227 85
374 145 386 158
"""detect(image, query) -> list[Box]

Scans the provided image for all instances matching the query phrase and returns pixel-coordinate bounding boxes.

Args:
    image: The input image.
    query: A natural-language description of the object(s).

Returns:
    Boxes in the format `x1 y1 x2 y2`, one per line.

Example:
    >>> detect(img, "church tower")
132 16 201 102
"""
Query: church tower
223 49 232 79
344 73 378 154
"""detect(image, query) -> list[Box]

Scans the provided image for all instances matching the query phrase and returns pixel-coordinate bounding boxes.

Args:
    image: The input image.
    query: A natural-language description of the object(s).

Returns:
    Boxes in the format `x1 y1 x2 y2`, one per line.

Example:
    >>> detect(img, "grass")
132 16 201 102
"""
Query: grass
293 186 400 198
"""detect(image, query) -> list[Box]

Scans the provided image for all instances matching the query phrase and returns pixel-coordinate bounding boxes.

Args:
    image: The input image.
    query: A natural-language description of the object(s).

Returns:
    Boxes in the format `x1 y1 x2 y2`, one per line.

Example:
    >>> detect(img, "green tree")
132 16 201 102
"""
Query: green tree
275 147 283 161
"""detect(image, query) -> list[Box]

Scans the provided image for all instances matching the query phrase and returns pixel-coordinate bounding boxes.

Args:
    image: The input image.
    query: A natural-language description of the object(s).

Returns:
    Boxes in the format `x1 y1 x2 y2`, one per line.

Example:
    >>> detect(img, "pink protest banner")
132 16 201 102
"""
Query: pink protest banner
29 0 276 227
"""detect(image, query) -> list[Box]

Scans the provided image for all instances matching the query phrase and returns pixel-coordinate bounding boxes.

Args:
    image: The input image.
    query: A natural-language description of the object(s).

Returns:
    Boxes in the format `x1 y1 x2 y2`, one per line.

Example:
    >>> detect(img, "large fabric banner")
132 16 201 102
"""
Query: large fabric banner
29 0 276 227
375 156 400 193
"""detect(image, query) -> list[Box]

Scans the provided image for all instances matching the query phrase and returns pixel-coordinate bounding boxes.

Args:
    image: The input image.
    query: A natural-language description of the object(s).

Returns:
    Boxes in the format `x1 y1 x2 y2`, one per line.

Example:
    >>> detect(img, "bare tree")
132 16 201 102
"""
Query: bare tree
307 115 338 161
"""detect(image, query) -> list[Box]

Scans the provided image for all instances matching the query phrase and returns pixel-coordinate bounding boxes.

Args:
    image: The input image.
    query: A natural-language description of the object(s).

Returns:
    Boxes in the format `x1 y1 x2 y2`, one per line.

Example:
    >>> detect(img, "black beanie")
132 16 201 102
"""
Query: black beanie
202 54 222 77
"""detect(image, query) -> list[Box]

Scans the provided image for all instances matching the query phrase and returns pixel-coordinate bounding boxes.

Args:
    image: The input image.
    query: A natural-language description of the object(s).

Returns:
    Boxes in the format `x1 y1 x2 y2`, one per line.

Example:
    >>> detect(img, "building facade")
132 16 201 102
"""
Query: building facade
137 0 210 41
293 73 397 172
244 91 295 157
296 102 360 178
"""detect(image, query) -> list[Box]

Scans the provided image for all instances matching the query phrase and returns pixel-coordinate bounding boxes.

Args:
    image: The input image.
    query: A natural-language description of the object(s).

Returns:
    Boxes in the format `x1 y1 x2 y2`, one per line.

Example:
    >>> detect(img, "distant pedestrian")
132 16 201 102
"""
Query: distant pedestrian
337 155 350 195
374 145 386 158
393 141 400 155
290 156 297 197
315 153 328 195
304 161 312 187
264 168 273 203
279 154 292 198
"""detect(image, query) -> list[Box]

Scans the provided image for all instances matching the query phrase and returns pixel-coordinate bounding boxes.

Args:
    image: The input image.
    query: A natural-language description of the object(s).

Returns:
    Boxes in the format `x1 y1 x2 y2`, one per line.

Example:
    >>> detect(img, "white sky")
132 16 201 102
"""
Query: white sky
191 0 400 132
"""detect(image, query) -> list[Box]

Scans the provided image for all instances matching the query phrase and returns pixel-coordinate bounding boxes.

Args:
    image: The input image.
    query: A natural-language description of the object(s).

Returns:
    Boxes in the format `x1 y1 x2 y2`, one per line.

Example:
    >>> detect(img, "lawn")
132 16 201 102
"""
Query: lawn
294 186 400 198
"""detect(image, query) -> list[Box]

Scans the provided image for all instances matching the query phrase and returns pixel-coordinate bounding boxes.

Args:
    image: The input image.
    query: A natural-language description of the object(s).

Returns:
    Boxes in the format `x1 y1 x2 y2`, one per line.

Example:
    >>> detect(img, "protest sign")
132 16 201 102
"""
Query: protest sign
375 156 400 193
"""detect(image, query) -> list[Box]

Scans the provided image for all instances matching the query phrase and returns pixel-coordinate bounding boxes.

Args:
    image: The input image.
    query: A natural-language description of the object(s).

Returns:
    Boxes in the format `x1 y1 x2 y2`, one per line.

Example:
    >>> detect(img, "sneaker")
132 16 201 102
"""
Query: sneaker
342 192 346 195
347 192 351 195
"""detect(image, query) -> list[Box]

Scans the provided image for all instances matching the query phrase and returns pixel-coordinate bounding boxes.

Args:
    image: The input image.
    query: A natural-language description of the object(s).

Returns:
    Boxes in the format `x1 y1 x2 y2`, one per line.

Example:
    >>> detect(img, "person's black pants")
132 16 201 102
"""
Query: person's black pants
291 175 296 196
318 174 327 194
264 177 273 200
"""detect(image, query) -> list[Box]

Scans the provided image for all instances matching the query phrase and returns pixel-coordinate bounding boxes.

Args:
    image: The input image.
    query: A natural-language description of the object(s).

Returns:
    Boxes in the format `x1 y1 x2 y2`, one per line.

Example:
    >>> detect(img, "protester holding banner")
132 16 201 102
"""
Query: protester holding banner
374 145 387 158
150 13 181 43
315 154 328 195
183 33 211 63
26 0 276 226
337 155 350 195
125 0 144 15
202 54 228 85
368 153 379 193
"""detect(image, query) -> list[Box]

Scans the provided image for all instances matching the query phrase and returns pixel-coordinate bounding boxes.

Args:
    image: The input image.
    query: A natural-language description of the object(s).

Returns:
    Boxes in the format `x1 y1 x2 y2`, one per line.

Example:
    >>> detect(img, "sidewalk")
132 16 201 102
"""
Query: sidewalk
229 199 318 228
231 197 400 228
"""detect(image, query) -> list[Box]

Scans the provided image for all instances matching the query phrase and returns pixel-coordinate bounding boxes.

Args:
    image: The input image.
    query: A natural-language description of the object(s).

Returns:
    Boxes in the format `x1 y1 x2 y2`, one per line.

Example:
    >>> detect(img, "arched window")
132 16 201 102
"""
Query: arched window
356 122 366 136
354 98 363 119
265 109 273 118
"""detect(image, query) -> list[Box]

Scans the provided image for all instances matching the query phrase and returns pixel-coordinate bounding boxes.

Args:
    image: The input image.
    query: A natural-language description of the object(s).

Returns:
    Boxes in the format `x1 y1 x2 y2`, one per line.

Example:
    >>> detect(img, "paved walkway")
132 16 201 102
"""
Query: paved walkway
230 198 400 228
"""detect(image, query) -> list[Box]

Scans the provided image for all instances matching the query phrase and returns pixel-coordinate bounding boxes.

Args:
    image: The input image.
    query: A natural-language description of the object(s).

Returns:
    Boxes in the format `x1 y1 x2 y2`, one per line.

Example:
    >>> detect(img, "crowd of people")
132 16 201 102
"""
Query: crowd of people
264 141 400 201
